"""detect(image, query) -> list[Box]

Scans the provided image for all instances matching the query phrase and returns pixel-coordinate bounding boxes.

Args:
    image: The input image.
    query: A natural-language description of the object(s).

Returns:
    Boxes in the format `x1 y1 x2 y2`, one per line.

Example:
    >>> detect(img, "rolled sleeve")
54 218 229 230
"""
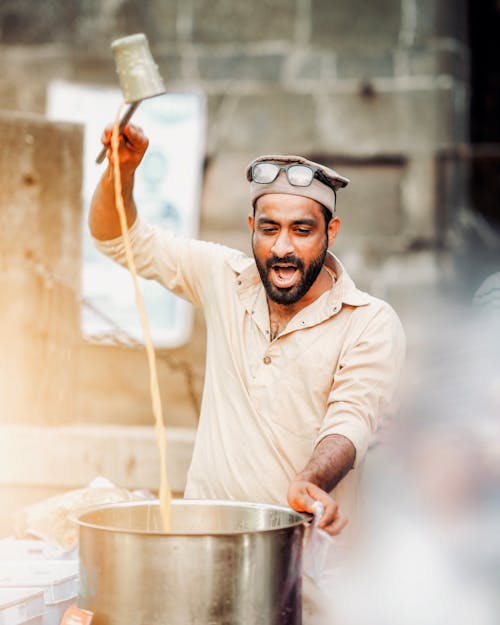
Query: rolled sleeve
315 303 406 467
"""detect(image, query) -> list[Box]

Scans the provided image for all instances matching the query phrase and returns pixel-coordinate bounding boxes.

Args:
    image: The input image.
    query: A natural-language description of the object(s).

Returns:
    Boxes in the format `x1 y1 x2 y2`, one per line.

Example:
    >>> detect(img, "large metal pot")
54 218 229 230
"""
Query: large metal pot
74 499 306 625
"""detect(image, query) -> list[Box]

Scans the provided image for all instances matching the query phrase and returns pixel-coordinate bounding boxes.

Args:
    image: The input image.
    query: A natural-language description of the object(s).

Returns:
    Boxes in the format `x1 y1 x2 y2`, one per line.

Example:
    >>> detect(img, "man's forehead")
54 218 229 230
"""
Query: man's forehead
254 194 323 221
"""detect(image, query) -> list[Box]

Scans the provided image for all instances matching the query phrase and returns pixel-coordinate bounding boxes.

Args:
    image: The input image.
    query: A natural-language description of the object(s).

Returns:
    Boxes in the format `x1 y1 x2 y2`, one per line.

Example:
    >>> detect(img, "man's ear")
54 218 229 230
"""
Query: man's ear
248 214 254 232
327 216 341 247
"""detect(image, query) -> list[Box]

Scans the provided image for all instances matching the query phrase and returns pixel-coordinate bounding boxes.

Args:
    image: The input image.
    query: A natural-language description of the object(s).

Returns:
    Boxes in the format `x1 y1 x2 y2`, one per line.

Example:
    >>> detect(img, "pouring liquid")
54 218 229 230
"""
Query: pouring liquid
111 106 172 531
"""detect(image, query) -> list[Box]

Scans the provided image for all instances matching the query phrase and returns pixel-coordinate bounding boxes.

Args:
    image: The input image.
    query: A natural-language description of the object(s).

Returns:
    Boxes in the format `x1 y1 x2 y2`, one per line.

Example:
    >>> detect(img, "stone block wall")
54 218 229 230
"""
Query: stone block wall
0 0 469 430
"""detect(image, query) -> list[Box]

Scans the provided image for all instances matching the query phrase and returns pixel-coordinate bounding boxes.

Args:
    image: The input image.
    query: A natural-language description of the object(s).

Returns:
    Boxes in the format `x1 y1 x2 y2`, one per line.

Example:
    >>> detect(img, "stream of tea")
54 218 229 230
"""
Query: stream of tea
111 105 172 531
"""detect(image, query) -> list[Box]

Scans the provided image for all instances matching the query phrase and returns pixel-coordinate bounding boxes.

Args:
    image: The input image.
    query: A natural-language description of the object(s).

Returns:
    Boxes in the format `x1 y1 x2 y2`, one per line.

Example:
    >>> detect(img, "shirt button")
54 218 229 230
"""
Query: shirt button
263 356 272 365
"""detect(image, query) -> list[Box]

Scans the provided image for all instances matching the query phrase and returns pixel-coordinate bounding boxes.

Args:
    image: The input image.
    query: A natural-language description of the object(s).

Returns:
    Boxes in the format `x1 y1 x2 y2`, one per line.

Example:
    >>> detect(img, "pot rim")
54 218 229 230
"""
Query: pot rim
70 499 311 537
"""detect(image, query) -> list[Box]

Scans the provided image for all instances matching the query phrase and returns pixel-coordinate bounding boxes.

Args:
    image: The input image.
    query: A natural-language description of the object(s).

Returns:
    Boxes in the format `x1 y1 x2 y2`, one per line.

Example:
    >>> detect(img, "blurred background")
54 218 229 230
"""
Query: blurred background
0 0 498 620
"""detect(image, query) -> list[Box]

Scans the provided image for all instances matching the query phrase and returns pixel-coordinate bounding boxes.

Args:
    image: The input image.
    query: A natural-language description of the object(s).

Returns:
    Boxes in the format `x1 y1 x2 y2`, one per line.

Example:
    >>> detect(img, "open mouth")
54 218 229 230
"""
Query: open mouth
270 263 300 289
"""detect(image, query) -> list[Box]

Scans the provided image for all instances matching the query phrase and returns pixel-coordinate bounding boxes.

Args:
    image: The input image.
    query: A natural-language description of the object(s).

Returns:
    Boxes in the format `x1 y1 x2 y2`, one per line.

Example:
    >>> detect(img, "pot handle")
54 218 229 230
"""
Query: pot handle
301 511 315 525
301 501 324 526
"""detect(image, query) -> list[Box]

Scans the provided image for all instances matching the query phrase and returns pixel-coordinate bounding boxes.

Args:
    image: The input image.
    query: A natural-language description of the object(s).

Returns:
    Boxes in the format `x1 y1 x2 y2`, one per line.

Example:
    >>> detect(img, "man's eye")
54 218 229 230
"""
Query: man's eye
296 228 312 235
261 228 278 234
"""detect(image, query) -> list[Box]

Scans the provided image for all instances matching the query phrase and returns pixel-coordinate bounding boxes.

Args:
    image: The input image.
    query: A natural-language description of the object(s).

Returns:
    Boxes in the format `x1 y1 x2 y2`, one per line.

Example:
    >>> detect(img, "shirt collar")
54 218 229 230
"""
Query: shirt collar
228 250 371 312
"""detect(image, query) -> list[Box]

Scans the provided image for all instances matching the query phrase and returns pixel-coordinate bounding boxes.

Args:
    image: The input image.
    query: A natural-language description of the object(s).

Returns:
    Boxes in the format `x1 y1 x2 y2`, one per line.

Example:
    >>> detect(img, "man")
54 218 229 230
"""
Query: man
90 124 405 539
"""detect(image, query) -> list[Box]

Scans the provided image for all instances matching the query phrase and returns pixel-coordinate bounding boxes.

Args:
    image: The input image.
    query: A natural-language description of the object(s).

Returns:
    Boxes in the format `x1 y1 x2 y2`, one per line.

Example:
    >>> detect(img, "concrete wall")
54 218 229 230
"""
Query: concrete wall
0 1 470 531
0 0 469 284
0 112 83 426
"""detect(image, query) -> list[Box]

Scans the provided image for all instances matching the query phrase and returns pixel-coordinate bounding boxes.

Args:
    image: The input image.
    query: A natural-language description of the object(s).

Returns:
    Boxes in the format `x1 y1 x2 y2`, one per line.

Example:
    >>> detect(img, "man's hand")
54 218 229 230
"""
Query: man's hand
286 434 356 536
89 124 149 241
101 123 149 174
287 479 347 535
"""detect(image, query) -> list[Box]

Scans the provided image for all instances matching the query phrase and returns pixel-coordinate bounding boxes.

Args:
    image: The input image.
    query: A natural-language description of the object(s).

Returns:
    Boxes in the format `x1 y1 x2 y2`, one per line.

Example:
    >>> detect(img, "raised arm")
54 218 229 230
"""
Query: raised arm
287 434 355 535
89 124 148 241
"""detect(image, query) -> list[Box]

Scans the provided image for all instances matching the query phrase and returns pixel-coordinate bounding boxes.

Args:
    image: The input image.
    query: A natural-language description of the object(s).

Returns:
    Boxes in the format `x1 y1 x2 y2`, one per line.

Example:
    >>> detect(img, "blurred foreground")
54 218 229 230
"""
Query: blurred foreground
314 289 500 625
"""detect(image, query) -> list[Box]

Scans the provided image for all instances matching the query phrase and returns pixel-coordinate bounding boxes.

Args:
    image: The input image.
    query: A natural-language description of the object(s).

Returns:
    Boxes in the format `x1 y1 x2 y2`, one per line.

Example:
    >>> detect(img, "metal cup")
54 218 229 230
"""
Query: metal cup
95 33 166 163
111 33 166 103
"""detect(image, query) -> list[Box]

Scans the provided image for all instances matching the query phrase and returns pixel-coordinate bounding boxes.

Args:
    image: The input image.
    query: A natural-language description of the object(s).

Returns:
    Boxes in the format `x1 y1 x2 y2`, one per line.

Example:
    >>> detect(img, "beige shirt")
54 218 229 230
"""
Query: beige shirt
95 217 406 524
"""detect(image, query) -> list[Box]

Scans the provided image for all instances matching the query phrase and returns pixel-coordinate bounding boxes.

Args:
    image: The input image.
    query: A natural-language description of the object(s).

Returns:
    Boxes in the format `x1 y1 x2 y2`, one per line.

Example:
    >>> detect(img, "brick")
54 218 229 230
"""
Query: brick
192 0 295 43
434 153 469 236
337 49 395 79
327 160 406 238
217 92 318 154
201 153 256 229
143 0 179 46
414 0 467 44
316 86 460 155
73 0 177 50
204 94 225 156
395 47 468 81
284 50 337 81
0 46 71 113
70 50 183 89
156 51 185 84
402 156 439 239
0 0 78 44
311 0 401 49
69 55 117 87
198 51 284 82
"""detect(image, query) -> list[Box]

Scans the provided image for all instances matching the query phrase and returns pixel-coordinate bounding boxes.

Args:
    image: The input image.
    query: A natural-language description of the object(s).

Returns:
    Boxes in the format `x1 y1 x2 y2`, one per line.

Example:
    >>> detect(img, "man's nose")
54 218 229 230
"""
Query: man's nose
271 230 294 257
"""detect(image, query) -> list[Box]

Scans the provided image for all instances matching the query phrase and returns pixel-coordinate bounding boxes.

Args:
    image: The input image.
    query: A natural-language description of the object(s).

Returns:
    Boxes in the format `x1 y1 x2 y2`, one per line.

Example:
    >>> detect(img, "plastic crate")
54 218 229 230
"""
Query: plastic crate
0 541 69 562
0 588 45 625
0 562 78 625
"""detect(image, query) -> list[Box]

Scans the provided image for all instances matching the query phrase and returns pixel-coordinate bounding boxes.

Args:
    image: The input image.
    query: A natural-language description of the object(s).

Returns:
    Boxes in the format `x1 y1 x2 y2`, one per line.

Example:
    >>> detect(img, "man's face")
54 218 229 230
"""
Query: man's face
248 194 340 305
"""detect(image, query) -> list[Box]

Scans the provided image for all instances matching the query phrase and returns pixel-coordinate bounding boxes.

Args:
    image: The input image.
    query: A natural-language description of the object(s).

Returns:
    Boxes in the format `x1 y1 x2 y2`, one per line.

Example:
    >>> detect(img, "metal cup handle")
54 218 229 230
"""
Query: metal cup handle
95 101 141 164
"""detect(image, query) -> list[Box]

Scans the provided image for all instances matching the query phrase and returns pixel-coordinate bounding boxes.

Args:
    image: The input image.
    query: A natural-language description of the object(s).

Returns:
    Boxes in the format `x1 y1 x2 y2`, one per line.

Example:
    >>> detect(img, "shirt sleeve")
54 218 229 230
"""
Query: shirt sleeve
315 303 406 468
93 216 242 308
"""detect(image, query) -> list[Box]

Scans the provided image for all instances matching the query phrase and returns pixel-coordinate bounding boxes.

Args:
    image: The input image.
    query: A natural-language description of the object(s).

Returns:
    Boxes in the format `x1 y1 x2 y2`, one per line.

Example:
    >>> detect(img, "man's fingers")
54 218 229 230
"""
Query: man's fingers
313 494 343 532
301 482 348 535
322 514 348 536
315 495 348 535
121 124 148 151
288 481 317 513
288 480 348 536
100 123 148 151
315 497 338 525
101 124 114 145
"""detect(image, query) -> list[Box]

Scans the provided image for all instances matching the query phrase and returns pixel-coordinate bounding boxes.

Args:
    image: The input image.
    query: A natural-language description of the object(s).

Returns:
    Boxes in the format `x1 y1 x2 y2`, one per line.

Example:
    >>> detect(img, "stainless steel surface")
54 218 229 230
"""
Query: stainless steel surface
74 500 305 625
111 33 166 103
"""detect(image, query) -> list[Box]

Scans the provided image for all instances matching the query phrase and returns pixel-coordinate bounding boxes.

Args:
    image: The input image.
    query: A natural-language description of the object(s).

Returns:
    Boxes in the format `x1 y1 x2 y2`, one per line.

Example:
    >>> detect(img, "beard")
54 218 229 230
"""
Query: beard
253 243 328 305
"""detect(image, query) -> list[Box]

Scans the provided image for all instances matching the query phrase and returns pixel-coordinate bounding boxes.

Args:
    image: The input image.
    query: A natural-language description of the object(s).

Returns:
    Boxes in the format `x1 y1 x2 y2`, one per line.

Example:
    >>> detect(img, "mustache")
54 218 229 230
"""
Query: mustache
265 255 305 271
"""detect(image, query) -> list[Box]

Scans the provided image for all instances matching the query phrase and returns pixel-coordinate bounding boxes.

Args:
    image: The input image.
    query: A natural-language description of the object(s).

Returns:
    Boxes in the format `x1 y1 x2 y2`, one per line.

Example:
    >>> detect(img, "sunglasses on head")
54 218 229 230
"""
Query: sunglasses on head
250 161 335 191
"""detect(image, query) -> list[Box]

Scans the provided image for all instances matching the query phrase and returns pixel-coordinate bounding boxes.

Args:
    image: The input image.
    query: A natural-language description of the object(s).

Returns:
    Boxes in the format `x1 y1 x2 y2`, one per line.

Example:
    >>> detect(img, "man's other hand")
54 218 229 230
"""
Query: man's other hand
287 479 347 536
101 123 149 174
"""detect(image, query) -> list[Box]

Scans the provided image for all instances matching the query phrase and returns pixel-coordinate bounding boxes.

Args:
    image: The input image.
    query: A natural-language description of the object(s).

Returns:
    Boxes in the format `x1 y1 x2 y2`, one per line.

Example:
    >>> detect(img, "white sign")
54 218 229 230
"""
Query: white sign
47 81 206 347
